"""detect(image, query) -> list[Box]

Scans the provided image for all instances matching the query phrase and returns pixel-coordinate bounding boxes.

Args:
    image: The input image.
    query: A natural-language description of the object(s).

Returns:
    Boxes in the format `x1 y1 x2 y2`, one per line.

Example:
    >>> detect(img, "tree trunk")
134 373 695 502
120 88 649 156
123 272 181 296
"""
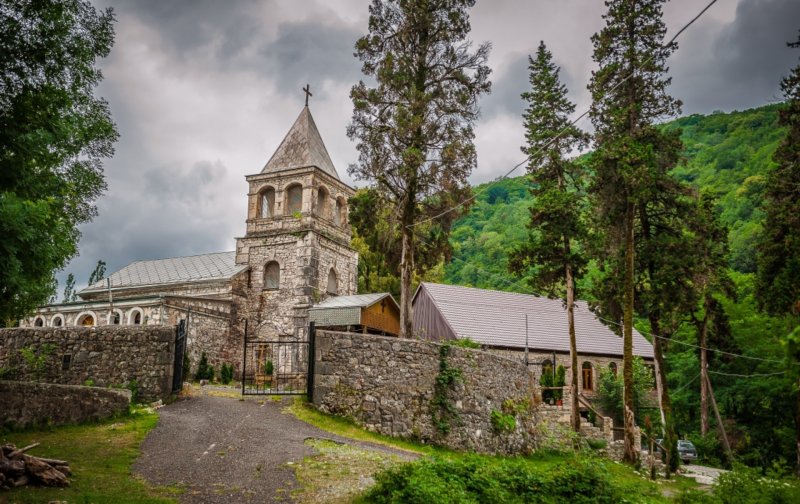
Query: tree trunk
623 200 639 465
651 316 678 475
566 260 580 433
700 311 710 436
796 377 800 477
399 221 414 338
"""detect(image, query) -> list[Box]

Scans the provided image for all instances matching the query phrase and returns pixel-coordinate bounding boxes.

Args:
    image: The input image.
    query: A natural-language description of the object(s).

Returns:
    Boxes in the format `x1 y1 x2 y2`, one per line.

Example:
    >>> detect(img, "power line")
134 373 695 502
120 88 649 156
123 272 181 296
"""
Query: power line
409 0 719 229
674 372 702 393
708 369 787 378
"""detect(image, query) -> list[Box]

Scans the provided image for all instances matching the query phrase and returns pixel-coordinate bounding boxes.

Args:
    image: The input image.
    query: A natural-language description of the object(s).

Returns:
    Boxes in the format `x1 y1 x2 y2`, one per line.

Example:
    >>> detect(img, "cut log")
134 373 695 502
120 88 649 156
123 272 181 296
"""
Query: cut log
11 475 29 487
21 454 69 487
0 458 25 476
7 443 40 459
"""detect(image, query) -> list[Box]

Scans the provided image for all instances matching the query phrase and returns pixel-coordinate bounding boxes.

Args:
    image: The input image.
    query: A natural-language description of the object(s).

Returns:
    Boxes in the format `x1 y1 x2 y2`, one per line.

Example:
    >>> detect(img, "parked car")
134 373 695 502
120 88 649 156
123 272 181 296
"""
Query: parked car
650 439 698 463
677 440 698 463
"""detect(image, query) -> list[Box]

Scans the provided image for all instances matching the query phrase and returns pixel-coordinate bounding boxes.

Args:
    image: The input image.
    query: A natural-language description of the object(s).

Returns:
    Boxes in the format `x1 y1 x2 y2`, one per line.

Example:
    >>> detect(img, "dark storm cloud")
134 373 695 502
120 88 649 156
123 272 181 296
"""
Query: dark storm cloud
262 21 363 96
480 50 583 121
670 0 800 113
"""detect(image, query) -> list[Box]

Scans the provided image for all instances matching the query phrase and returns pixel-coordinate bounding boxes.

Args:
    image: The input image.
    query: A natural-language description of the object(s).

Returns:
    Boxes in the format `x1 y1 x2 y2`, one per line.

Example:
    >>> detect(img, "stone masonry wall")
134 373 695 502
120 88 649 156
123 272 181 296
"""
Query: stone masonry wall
0 381 131 428
0 327 175 402
313 331 541 455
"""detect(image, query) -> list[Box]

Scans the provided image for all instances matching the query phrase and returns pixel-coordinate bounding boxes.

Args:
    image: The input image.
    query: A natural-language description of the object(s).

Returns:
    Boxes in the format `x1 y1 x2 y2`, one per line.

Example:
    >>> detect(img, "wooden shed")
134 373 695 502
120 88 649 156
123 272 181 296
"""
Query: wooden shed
308 293 400 336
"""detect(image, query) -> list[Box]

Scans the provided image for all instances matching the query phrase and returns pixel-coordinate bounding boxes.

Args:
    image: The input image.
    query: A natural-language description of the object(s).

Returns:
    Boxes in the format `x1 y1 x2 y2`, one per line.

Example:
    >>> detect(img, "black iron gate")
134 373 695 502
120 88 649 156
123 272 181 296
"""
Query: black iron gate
172 319 188 393
241 321 316 396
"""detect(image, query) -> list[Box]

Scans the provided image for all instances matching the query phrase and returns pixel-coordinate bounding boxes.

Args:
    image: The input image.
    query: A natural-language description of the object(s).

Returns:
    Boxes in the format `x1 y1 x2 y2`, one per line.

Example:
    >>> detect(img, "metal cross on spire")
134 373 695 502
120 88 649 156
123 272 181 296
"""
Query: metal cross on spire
302 84 312 107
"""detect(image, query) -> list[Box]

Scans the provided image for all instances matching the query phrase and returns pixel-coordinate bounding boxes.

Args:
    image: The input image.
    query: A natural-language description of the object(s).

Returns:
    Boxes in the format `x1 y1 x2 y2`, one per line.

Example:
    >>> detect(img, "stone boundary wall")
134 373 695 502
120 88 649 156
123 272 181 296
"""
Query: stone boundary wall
0 380 131 428
0 327 176 402
313 331 540 455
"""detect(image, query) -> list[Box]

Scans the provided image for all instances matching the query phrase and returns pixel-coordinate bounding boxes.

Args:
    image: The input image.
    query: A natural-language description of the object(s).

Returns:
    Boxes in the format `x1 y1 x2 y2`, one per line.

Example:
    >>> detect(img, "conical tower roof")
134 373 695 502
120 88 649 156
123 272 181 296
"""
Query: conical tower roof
261 106 339 180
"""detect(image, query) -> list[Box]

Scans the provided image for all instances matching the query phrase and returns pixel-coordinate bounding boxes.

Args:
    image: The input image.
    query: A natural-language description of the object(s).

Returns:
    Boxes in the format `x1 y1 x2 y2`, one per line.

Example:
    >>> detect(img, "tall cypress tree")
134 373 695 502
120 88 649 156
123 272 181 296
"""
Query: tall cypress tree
508 41 588 434
755 32 800 474
348 0 491 338
588 0 682 465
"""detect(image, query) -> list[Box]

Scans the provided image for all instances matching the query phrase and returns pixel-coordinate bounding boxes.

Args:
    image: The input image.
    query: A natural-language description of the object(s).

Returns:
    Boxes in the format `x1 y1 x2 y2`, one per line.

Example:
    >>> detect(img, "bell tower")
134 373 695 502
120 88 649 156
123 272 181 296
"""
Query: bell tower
235 103 358 340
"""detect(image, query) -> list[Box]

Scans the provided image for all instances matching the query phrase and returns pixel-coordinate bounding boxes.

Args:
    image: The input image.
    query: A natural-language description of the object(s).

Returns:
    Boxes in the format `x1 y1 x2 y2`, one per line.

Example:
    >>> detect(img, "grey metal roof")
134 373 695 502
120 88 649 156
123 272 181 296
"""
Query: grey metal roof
414 282 654 359
80 251 247 293
310 293 397 310
262 106 339 180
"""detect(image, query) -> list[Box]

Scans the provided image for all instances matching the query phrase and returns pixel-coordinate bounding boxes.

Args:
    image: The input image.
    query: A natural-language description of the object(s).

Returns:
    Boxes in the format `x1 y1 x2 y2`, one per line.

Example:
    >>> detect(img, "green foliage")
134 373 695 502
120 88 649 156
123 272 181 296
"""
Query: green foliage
450 337 480 349
359 455 632 504
219 363 233 385
553 365 566 401
0 0 118 324
710 464 800 504
597 357 654 426
63 273 77 303
490 410 516 434
348 0 491 336
87 259 107 287
182 352 191 381
264 359 274 377
126 378 139 404
755 37 800 316
586 438 607 451
194 352 213 381
430 344 462 435
18 343 55 381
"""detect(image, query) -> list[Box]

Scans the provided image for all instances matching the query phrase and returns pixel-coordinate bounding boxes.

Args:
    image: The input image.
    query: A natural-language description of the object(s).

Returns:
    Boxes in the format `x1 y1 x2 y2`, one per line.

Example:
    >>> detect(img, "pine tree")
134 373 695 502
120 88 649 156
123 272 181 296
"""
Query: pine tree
588 0 682 465
755 31 800 475
348 0 491 337
508 41 588 434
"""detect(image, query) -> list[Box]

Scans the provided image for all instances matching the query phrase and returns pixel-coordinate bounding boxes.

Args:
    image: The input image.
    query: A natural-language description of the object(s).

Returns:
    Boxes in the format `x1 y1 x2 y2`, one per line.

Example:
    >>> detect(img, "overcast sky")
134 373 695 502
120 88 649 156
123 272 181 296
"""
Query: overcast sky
61 0 800 295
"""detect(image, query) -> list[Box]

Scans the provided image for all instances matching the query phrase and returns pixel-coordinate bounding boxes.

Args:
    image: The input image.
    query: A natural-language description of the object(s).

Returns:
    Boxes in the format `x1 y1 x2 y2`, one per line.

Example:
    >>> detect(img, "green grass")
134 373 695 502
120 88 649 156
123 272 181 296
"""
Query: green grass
287 398 446 457
287 399 701 503
0 408 180 504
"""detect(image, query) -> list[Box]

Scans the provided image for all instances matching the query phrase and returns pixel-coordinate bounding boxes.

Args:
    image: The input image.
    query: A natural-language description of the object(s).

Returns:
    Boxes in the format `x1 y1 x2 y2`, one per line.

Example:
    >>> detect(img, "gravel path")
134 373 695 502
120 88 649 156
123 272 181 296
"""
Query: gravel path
133 391 412 503
682 464 727 485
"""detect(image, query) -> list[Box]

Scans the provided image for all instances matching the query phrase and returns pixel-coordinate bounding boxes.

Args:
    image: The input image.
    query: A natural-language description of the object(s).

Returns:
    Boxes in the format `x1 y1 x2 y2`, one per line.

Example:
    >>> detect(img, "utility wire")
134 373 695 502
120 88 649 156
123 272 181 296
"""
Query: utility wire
409 0 719 229
708 370 787 378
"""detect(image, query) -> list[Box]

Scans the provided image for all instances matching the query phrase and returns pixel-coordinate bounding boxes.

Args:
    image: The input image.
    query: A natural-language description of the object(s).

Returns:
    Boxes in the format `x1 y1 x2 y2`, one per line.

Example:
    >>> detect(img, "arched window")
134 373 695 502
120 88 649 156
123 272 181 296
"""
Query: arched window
51 314 64 327
264 261 280 290
77 314 95 327
285 184 303 215
33 316 45 327
128 308 143 325
109 310 122 325
334 197 346 226
316 187 329 219
609 362 618 378
259 187 275 218
582 362 594 391
326 268 338 295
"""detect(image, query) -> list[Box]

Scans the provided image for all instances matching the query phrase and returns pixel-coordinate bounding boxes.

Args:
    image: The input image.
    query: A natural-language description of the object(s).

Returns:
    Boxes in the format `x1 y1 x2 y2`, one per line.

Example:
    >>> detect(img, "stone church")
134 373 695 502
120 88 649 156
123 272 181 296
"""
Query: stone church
21 105 359 371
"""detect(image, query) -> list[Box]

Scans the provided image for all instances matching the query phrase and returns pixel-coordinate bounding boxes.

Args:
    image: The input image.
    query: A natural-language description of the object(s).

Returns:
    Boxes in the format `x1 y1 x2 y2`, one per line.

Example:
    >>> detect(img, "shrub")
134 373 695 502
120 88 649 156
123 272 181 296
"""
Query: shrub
359 455 624 503
450 337 481 349
553 365 566 401
490 410 516 434
586 438 607 450
182 352 191 381
711 464 800 504
264 360 274 377
195 352 214 381
540 368 554 403
126 379 139 403
220 363 234 385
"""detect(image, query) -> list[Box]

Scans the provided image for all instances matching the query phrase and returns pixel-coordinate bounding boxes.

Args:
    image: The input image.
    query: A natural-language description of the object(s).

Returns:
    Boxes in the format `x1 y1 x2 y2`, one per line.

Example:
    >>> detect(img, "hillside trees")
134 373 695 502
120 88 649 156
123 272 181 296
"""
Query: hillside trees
508 42 589 434
755 32 800 474
0 0 117 325
348 0 490 337
587 0 684 465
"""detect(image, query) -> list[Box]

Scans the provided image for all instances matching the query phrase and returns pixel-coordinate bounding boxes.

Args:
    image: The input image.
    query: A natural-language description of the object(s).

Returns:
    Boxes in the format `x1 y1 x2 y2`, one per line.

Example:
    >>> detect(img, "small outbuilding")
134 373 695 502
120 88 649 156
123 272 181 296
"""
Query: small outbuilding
309 293 400 336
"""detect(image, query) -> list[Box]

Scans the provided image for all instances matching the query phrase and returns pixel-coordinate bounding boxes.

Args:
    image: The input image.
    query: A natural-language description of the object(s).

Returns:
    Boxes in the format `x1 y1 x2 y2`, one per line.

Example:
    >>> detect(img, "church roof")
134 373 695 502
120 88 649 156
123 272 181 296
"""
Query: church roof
262 106 339 180
80 251 247 294
412 282 654 359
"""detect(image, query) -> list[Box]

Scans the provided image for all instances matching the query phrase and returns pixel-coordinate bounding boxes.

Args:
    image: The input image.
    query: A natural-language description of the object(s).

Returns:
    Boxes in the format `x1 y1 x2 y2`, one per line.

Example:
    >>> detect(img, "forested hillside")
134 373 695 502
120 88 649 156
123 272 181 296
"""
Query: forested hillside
442 103 797 468
444 103 785 290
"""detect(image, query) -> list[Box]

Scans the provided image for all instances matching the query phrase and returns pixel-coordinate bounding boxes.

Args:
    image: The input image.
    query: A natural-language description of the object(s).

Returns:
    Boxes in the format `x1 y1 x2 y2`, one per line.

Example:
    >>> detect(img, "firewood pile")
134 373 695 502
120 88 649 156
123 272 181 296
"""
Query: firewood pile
0 443 70 489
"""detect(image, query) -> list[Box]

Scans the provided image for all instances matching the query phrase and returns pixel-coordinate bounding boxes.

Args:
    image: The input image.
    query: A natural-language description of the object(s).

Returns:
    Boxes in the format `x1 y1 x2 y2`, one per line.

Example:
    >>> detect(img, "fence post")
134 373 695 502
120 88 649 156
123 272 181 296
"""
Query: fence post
241 319 248 396
307 322 316 401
